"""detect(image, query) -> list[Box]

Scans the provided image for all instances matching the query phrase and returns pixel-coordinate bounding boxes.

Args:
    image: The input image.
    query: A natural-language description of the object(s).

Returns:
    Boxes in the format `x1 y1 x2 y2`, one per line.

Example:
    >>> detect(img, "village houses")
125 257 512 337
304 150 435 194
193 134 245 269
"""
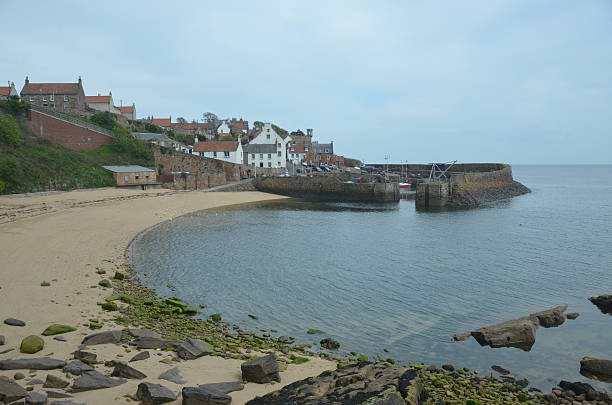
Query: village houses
245 122 292 168
20 76 86 112
192 139 244 165
85 92 121 114
118 104 136 120
0 82 18 100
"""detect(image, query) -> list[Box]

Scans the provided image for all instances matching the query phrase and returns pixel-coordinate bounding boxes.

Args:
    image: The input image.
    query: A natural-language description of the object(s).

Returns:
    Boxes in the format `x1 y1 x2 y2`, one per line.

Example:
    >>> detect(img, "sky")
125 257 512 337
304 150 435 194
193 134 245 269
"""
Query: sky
1 0 611 164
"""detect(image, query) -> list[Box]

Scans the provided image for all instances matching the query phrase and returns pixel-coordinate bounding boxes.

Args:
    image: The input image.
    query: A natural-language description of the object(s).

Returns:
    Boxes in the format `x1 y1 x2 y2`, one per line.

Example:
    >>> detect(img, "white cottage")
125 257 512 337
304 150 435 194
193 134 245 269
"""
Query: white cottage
245 123 292 168
193 140 243 165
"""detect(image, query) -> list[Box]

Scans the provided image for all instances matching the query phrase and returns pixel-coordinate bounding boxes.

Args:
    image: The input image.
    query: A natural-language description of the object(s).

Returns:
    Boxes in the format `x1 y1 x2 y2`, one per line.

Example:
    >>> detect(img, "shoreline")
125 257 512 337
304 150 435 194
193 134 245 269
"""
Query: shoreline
0 188 335 405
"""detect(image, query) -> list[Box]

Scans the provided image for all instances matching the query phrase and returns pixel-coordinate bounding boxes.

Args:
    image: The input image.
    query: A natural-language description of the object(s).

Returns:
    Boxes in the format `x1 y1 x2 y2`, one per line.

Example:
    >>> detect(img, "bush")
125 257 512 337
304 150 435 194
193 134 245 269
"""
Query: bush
0 114 24 147
90 111 117 131
0 96 30 115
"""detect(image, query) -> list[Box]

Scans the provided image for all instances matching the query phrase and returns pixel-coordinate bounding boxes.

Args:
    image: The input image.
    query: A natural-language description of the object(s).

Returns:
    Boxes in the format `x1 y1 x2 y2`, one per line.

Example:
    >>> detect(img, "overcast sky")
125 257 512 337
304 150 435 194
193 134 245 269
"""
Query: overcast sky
1 1 611 164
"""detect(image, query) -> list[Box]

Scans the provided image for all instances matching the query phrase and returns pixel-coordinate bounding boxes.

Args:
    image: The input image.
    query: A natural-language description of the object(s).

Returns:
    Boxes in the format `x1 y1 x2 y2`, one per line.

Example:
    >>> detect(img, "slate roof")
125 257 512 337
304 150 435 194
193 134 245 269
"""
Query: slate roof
314 143 333 154
21 82 81 95
193 141 239 153
103 165 155 173
132 132 174 143
246 144 277 153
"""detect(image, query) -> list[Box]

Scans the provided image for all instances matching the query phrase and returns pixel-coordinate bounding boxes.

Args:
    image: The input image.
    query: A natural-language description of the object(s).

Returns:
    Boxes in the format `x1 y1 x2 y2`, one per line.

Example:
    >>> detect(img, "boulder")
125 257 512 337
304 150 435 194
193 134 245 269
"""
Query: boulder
43 375 69 389
71 370 126 391
0 358 65 371
20 335 45 354
130 351 150 362
491 365 510 375
176 339 213 360
182 386 231 405
559 380 609 402
241 354 280 383
320 338 340 350
529 305 567 328
81 330 123 346
136 382 176 405
158 367 186 385
198 382 244 394
579 356 612 382
566 312 580 320
72 350 97 364
25 391 47 405
63 361 93 376
588 294 612 315
4 318 26 327
470 317 537 351
0 377 28 403
111 362 147 379
41 325 77 336
129 329 162 339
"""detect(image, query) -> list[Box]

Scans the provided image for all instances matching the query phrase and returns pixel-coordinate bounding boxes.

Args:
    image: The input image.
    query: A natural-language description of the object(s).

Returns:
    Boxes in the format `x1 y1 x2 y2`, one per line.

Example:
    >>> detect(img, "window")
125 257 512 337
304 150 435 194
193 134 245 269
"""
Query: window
277 162 281 166
213 151 217 157
259 162 264 168
251 154 255 159
266 134 270 139
267 154 271 159
63 103 68 109
259 153 263 158
29 96 34 102
50 95 54 102
42 96 47 101
278 151 281 157
224 151 230 157
200 152 205 157
64 95 68 101
145 175 149 179
124 175 129 181
268 162 272 167
135 175 140 180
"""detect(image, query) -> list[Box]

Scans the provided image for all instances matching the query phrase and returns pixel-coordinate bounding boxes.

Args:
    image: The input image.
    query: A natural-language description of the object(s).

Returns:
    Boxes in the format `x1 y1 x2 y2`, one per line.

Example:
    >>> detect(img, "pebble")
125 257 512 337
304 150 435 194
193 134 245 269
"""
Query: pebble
4 318 26 327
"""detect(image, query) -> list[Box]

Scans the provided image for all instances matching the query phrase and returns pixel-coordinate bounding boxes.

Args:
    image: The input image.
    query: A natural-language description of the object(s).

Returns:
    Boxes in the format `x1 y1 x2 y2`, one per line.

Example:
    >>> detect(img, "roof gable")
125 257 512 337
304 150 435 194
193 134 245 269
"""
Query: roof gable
21 82 81 95
193 141 239 153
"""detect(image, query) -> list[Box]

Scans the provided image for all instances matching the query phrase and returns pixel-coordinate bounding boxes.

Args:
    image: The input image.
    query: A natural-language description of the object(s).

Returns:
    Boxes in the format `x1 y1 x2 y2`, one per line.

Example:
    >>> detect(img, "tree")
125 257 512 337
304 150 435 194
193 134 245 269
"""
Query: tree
176 117 187 124
203 112 219 125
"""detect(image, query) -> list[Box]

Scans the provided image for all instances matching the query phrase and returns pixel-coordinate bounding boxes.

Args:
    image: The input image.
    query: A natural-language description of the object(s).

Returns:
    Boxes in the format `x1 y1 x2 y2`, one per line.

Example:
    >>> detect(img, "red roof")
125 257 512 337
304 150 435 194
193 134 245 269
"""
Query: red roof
85 95 111 104
289 144 306 154
21 82 80 95
193 141 238 153
172 122 198 130
152 118 171 127
0 87 11 96
119 106 134 112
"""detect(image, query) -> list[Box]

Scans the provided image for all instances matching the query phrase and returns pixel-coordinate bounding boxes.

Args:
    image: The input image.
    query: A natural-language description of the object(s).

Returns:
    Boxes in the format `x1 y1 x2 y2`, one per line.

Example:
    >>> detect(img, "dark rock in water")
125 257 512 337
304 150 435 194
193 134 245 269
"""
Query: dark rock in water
516 378 529 388
72 350 96 363
491 365 510 375
277 336 292 344
158 367 186 385
245 362 423 405
579 356 612 383
25 391 47 405
176 338 213 360
320 338 340 350
136 382 176 405
452 333 471 342
4 318 26 327
81 330 123 346
566 312 580 320
63 361 93 376
559 380 609 402
198 381 244 394
441 364 454 371
133 337 179 350
129 351 150 362
529 305 567 328
43 374 70 388
0 377 28 403
241 354 280 383
470 317 537 351
589 294 612 315
71 370 126 391
182 386 231 405
0 358 66 370
111 362 147 379
129 328 161 339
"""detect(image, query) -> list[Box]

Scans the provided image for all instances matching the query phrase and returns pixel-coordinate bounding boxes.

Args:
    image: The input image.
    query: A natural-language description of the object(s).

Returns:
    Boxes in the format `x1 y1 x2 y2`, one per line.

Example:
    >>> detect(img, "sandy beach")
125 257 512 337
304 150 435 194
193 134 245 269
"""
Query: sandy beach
0 188 334 404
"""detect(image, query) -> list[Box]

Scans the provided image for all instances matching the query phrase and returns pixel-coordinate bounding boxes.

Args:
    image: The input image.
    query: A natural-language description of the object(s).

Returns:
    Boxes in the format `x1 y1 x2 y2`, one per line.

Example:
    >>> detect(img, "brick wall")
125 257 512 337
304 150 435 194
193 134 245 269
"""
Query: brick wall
27 110 112 150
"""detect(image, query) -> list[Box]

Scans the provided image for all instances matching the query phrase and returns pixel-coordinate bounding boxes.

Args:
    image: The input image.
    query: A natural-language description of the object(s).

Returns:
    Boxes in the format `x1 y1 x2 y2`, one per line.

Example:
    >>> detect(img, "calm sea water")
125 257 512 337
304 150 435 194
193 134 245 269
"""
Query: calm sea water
130 165 612 392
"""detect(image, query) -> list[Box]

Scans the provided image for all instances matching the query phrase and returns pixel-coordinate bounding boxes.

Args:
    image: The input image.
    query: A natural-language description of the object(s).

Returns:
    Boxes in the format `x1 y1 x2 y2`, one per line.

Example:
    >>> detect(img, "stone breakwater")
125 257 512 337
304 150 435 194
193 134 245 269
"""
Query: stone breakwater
254 175 400 202
416 164 530 208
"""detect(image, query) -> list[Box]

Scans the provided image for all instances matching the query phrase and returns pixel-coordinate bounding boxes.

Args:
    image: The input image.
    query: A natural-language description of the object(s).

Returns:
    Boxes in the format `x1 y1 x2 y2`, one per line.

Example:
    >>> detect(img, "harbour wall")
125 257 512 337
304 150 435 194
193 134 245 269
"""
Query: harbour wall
254 176 399 202
416 164 530 208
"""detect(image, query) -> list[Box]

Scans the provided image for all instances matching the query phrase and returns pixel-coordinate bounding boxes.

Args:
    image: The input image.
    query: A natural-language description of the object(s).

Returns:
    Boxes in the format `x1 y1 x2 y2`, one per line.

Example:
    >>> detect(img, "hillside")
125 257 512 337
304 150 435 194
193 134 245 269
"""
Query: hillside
0 98 154 194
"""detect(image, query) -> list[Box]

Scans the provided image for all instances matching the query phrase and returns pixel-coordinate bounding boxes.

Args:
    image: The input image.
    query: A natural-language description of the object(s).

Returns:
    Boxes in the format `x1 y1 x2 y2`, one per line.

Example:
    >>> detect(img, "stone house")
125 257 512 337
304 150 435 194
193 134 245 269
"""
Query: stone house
85 92 121 114
20 76 86 112
192 140 243 165
246 122 292 168
288 143 307 166
118 104 136 120
0 82 18 100
103 165 158 189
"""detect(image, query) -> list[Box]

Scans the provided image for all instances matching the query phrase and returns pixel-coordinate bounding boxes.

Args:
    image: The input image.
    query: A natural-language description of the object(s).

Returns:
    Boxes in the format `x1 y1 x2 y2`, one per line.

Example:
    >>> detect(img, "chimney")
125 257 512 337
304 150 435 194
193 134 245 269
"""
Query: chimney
25 76 29 84
78 76 82 84
307 128 313 137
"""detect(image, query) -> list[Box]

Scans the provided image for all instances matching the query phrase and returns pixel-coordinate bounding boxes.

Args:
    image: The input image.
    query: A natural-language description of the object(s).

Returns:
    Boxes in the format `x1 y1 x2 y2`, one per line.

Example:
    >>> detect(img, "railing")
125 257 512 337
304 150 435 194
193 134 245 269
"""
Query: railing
29 105 113 137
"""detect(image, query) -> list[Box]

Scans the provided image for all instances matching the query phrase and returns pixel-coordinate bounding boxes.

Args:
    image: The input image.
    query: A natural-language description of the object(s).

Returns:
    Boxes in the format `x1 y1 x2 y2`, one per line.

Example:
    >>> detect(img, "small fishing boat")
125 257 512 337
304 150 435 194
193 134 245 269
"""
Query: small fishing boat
399 182 411 189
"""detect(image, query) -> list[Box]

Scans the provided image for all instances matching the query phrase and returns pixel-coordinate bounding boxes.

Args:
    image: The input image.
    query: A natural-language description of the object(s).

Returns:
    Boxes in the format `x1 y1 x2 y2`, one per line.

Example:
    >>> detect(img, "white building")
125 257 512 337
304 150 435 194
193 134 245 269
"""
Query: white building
288 143 307 166
85 92 121 114
245 122 292 168
217 120 231 137
192 140 243 165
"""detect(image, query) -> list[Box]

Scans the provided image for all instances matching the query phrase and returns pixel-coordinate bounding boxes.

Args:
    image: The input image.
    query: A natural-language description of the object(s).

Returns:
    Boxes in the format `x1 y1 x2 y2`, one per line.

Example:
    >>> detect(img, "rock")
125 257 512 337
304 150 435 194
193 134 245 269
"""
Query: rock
43 375 69 389
182 386 231 405
470 317 537 351
452 332 471 341
0 348 13 354
176 339 213 360
4 318 26 327
241 354 280 383
129 351 150 362
491 365 510 375
81 330 123 346
133 337 178 350
72 350 97 364
158 367 186 385
588 294 612 315
45 391 73 399
559 381 609 402
566 312 580 320
579 356 612 382
25 391 47 405
111 362 147 379
136 382 176 405
198 382 244 394
0 358 66 370
26 379 44 386
129 329 161 339
98 279 112 288
320 338 340 350
0 336 5 346
20 336 45 354
0 377 28 403
62 361 93 376
530 305 568 328
52 336 66 342
441 364 454 371
41 325 76 336
113 271 125 280
277 336 292 344
14 372 26 380
71 370 126 391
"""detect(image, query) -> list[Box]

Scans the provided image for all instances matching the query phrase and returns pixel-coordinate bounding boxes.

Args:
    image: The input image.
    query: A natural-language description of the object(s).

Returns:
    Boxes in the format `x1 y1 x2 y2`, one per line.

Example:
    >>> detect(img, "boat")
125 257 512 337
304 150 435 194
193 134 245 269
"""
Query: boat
399 182 411 189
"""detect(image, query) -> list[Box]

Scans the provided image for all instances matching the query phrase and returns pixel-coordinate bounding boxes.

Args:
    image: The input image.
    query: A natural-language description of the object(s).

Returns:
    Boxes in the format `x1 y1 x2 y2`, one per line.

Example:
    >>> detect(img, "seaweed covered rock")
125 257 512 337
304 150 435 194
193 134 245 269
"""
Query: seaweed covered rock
42 324 77 336
20 335 44 354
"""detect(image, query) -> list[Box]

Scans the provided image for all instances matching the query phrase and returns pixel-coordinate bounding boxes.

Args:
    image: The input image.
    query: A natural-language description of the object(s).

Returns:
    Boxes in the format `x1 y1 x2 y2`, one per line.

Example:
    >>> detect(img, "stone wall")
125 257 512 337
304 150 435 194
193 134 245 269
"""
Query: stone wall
254 175 399 202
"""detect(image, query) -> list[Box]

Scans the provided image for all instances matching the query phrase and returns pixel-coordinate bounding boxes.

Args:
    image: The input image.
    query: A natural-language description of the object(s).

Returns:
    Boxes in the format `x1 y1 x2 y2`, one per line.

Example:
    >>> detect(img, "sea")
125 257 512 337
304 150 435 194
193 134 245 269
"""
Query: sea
129 165 612 392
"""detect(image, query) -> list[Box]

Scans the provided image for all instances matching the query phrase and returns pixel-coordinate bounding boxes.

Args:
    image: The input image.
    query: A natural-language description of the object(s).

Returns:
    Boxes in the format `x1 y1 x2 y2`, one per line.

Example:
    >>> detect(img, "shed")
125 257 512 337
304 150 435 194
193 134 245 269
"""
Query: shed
103 165 158 189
